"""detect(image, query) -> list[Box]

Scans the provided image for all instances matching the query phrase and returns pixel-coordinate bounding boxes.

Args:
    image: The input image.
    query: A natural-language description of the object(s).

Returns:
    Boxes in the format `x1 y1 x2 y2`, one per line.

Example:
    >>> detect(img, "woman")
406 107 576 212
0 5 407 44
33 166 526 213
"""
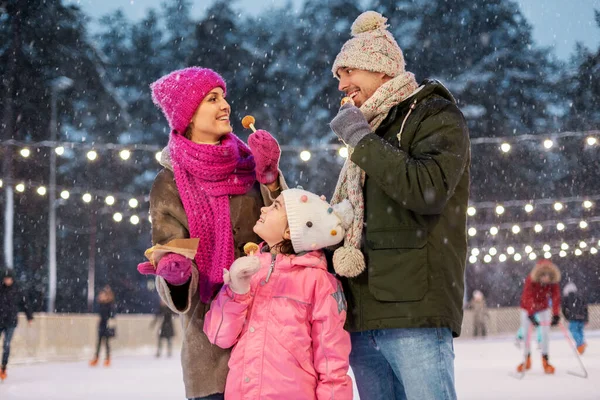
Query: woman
137 67 286 400
89 285 116 367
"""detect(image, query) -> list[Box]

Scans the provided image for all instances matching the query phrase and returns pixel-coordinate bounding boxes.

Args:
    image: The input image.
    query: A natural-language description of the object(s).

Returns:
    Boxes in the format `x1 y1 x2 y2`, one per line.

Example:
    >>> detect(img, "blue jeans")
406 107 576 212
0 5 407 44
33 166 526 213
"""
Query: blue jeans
0 326 16 368
350 328 456 400
568 321 586 347
188 394 224 400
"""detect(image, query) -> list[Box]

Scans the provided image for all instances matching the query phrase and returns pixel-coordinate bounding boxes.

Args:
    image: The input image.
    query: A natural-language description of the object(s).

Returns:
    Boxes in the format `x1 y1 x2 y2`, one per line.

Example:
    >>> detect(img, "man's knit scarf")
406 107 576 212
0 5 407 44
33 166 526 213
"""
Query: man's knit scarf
331 71 419 277
169 132 256 303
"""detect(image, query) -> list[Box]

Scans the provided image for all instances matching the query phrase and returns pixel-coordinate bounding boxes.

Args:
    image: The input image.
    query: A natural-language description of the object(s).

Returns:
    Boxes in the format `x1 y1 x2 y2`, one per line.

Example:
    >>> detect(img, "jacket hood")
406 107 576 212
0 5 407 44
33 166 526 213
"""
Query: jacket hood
412 79 457 105
530 260 561 284
258 243 327 271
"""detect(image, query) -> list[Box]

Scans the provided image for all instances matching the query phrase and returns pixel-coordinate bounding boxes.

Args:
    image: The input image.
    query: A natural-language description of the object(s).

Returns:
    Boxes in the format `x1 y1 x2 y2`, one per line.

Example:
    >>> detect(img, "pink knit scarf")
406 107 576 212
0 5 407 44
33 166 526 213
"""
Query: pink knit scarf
169 132 256 303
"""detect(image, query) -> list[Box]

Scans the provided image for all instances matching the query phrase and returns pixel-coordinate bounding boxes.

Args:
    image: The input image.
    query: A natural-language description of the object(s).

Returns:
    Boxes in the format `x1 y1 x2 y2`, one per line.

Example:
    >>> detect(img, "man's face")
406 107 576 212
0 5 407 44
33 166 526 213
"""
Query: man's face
3 277 13 286
336 67 390 107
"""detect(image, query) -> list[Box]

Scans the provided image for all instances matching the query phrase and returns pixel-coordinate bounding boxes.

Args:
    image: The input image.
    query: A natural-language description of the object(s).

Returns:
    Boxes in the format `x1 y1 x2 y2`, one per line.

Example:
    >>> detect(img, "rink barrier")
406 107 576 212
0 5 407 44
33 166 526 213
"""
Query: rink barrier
9 313 183 365
8 305 599 364
461 304 600 337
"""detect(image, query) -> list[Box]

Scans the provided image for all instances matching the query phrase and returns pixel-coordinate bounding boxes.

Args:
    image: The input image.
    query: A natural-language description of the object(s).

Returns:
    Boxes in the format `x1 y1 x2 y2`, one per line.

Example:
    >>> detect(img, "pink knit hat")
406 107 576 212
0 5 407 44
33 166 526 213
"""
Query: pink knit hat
332 11 405 78
150 67 227 133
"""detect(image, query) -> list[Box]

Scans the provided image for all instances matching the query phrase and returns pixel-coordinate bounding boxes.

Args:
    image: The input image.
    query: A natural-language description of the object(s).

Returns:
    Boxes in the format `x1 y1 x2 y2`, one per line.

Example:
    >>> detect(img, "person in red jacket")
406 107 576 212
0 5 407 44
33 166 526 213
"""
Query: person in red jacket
517 259 561 374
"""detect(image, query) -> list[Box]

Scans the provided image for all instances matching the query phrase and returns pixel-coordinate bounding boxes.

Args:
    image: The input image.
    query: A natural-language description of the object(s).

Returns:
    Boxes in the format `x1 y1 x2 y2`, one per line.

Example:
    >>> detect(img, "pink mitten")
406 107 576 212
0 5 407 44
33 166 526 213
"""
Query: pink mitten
248 129 281 185
137 253 192 286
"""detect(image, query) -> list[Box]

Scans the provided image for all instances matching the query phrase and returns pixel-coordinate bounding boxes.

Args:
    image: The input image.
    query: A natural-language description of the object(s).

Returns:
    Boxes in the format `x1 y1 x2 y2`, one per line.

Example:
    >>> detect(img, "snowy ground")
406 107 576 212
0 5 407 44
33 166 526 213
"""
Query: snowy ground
1 332 598 399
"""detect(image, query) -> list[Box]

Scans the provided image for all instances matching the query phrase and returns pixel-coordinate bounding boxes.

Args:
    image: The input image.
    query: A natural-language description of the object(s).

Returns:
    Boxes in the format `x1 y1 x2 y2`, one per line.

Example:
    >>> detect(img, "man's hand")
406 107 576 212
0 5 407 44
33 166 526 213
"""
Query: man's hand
330 102 371 148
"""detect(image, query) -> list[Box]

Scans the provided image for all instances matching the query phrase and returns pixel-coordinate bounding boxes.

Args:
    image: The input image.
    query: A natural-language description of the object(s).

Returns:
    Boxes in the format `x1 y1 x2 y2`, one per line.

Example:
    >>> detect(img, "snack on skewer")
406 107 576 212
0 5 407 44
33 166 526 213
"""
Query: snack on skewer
242 115 257 132
243 242 259 256
340 96 354 106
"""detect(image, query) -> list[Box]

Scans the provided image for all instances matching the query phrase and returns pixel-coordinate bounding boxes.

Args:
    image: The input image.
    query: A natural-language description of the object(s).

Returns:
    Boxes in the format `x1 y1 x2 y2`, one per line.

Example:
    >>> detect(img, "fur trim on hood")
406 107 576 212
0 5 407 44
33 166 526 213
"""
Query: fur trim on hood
530 260 561 283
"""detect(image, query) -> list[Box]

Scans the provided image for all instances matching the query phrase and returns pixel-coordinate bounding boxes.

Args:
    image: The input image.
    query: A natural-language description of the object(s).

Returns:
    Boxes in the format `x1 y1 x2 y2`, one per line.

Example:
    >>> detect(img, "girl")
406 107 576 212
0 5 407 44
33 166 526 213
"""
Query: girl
137 67 286 400
204 189 354 399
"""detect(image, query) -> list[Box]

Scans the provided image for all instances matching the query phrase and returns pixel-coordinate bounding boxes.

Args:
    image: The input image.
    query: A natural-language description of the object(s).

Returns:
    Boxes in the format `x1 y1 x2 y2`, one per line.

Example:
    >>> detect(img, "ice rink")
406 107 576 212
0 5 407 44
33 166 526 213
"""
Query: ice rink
1 331 598 399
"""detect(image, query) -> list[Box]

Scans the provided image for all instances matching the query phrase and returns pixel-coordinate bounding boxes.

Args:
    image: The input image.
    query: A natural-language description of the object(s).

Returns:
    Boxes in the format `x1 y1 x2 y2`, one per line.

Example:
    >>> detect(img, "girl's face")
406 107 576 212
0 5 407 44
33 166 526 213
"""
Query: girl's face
253 195 291 247
189 87 231 143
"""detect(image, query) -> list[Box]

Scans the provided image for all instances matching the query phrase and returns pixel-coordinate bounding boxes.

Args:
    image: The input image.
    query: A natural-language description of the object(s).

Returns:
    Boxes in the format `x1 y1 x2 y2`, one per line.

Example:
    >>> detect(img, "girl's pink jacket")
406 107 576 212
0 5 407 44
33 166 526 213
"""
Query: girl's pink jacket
203 248 353 400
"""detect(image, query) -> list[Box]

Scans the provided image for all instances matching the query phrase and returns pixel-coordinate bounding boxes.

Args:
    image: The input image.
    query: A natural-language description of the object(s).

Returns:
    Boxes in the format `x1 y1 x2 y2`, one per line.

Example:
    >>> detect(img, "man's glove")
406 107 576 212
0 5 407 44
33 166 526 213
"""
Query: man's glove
330 102 371 148
528 315 539 327
551 315 560 327
248 129 281 185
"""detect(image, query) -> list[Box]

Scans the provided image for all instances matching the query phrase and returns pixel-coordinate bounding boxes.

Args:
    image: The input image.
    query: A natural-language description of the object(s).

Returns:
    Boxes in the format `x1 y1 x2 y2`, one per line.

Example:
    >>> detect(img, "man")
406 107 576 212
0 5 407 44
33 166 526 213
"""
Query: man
517 260 561 373
328 11 470 400
0 269 33 380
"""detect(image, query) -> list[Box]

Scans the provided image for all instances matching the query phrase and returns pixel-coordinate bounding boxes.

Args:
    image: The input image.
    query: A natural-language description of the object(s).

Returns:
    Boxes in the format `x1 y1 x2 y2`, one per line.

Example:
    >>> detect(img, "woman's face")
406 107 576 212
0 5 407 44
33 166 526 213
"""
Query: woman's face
189 87 231 143
253 195 291 247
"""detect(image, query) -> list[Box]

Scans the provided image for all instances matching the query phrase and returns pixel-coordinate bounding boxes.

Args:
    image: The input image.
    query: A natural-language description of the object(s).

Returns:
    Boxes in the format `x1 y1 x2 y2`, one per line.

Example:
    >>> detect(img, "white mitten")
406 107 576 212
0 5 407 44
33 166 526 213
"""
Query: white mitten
223 256 261 294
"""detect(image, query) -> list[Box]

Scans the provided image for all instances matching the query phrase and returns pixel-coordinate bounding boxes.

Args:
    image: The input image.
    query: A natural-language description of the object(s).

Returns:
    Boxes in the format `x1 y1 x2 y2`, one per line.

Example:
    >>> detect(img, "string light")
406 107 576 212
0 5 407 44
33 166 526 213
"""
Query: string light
130 215 140 225
561 243 569 250
591 248 598 255
579 241 587 249
15 183 25 192
60 190 69 199
105 196 115 205
55 146 65 155
119 150 131 160
559 251 567 257
544 252 552 259
512 225 521 234
525 245 533 254
86 150 98 161
507 246 515 255
113 213 123 222
534 224 543 233
20 148 31 158
300 150 311 161
514 253 522 261
499 254 507 262
471 248 480 256
501 143 511 153
575 249 583 256
338 147 348 159
37 186 47 196
469 256 477 264
554 202 564 211
467 207 476 216
0 180 3 188
556 222 565 231
489 247 497 256
484 255 492 263
82 193 92 203
587 137 597 146
580 221 588 229
128 198 139 208
496 205 505 215
583 200 593 209
543 244 551 252
489 226 499 235
468 228 477 237
155 152 162 162
544 139 554 149
524 204 534 213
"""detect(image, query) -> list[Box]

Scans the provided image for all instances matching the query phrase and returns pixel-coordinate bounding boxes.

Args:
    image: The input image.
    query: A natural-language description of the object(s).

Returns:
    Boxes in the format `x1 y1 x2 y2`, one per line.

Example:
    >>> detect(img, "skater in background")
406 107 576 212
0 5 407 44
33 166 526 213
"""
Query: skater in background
0 269 33 381
151 299 175 358
562 282 588 355
468 290 489 337
90 285 116 367
516 260 561 374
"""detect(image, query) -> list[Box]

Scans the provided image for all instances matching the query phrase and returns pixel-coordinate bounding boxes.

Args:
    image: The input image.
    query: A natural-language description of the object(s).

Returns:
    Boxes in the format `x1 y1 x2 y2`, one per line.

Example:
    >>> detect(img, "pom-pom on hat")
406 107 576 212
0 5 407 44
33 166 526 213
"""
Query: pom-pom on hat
281 189 354 253
332 11 406 78
150 67 226 134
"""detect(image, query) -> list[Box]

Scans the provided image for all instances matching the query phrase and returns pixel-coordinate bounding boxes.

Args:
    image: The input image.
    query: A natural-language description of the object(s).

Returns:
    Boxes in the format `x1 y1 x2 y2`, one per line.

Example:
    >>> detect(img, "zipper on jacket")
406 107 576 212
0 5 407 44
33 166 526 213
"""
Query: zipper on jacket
265 254 276 283
396 98 418 144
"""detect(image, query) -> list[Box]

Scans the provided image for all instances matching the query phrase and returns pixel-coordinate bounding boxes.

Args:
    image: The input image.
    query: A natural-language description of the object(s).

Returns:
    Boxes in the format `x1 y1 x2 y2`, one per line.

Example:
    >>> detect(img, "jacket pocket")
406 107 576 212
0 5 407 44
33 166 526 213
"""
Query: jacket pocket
366 228 429 302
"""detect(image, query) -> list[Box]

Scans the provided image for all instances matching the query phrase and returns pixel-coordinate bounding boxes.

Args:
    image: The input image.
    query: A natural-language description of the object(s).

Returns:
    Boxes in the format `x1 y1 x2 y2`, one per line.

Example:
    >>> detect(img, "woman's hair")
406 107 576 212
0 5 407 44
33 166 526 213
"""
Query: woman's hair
183 123 193 140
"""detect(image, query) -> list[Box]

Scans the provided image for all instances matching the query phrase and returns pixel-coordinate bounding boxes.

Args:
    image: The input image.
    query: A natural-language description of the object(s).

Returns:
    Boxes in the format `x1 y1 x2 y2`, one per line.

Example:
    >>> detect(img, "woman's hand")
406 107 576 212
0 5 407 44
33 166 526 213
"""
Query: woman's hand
248 129 281 185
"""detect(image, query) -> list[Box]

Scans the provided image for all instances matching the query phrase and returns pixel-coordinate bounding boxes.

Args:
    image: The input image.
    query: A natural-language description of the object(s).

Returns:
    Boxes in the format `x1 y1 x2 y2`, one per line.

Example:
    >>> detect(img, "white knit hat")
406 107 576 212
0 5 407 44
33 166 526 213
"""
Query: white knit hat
282 189 354 253
563 282 577 296
331 11 406 78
